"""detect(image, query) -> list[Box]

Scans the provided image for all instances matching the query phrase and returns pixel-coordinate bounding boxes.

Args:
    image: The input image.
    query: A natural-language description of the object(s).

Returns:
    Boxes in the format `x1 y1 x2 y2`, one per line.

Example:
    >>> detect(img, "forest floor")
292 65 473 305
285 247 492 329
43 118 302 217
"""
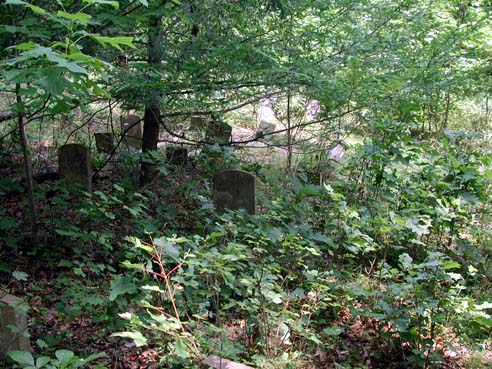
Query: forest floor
1 125 492 369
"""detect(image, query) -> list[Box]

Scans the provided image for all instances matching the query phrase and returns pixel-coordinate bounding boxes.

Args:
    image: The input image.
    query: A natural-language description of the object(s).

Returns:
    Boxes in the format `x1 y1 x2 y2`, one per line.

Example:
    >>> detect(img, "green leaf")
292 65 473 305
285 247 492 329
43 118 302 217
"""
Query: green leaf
323 326 345 336
121 261 145 270
45 53 87 74
36 356 51 368
82 0 119 9
92 35 135 51
137 0 148 6
174 338 191 359
112 331 148 346
109 276 137 301
473 315 492 328
57 11 92 24
24 3 46 14
78 352 106 365
404 217 430 237
141 285 166 293
5 0 27 5
442 260 461 270
15 42 37 51
399 253 413 270
261 289 282 304
7 350 34 366
12 271 28 281
37 71 72 95
55 349 74 365
154 238 180 262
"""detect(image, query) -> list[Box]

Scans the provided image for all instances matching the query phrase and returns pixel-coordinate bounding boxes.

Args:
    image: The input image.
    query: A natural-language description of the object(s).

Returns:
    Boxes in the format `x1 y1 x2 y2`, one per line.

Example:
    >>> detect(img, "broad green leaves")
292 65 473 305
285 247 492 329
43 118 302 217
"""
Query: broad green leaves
112 331 148 346
92 36 136 52
7 350 34 367
57 11 92 24
2 0 135 115
7 349 105 369
82 0 119 9
109 275 137 301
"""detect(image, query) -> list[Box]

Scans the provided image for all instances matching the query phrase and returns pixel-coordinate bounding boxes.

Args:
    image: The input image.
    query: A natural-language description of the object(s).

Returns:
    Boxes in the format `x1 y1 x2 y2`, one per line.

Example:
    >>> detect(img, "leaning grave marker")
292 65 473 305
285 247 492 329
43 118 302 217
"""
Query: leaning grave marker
213 169 256 214
255 120 276 139
121 114 143 149
0 291 32 355
58 144 92 192
94 132 114 154
206 121 232 144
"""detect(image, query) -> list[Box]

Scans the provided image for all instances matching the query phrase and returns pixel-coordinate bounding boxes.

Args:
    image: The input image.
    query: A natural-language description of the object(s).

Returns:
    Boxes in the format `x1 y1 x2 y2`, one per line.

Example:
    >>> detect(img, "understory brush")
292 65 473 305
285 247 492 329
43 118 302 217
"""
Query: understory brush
3 122 491 369
113 123 492 368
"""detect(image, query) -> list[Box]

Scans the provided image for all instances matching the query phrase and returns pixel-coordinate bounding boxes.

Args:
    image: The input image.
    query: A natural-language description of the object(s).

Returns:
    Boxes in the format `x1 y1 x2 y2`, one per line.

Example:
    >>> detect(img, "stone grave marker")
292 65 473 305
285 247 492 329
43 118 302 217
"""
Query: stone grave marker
190 116 207 128
166 146 188 165
213 169 256 214
58 144 92 192
203 355 255 369
255 120 276 139
121 114 143 149
94 133 114 154
0 292 32 355
206 121 232 144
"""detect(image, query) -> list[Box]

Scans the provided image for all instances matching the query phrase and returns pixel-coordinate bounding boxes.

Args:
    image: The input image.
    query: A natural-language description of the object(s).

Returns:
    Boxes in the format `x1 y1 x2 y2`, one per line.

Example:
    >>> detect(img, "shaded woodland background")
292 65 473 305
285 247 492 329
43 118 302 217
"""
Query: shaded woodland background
1 1 492 368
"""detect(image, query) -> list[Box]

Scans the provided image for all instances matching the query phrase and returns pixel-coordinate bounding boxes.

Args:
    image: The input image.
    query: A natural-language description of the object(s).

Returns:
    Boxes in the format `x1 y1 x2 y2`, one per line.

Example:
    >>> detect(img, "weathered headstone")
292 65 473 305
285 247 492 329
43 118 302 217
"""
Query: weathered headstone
213 169 256 214
206 121 232 144
94 133 114 154
166 146 188 165
190 116 207 128
0 292 32 355
121 114 143 149
203 355 255 369
255 120 276 138
58 144 92 192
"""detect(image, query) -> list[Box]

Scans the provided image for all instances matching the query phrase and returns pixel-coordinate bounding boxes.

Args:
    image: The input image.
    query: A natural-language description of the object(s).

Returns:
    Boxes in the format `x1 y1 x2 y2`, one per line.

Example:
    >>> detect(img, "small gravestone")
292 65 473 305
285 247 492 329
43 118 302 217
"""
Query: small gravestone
0 292 32 355
121 114 143 149
206 121 232 144
203 355 255 369
213 169 256 214
255 120 276 139
58 144 92 192
190 116 207 128
166 147 188 165
94 133 114 154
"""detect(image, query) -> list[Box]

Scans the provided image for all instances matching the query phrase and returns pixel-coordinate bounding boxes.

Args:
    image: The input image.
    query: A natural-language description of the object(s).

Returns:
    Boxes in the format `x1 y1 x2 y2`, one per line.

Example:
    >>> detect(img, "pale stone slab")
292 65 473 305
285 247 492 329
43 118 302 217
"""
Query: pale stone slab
0 292 31 354
203 355 255 369
213 169 256 214
58 144 92 192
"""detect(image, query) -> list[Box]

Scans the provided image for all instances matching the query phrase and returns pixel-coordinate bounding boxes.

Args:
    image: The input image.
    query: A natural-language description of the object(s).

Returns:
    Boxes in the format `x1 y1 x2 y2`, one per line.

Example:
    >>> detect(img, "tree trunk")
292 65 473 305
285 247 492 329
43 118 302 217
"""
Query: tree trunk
140 16 164 185
140 107 161 184
16 83 38 244
286 90 293 173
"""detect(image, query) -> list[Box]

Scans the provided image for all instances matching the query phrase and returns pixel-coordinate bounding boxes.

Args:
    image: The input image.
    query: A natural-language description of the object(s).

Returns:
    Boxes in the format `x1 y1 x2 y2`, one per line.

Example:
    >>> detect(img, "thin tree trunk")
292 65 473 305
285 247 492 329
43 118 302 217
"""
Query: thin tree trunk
485 92 491 129
287 90 292 173
442 90 451 131
140 16 163 185
16 83 37 243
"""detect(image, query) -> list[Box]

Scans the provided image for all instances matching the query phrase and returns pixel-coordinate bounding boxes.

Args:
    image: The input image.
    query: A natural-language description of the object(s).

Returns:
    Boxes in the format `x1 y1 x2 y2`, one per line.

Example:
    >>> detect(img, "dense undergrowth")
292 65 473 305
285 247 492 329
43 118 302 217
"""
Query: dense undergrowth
1 121 492 369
